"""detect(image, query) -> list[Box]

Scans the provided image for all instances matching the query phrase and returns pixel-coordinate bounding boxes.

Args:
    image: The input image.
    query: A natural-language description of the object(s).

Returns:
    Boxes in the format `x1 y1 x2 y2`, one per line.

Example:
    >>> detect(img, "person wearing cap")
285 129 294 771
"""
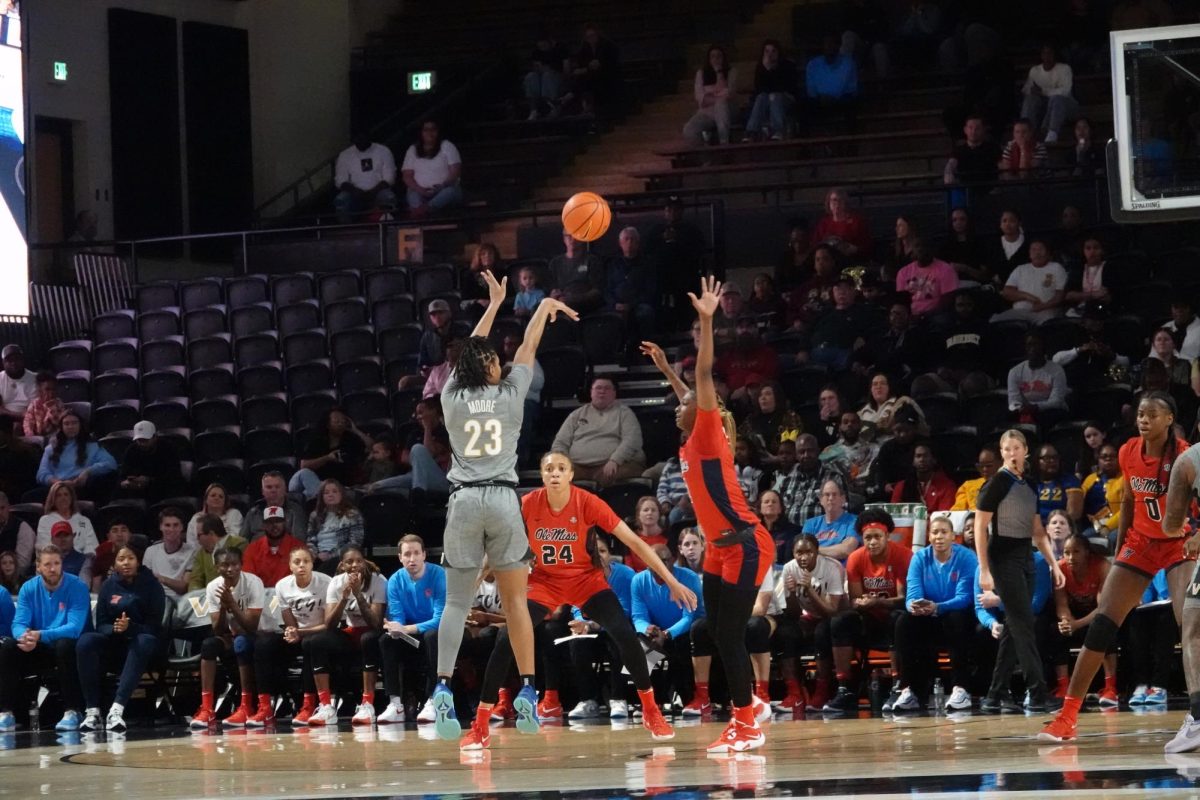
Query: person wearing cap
242 470 308 542
242 505 305 588
548 229 605 315
415 297 455 379
49 521 92 585
550 375 645 486
21 371 64 439
712 282 745 343
645 196 710 328
117 420 184 504
0 344 36 433
799 275 881 371
142 507 196 600
715 315 778 395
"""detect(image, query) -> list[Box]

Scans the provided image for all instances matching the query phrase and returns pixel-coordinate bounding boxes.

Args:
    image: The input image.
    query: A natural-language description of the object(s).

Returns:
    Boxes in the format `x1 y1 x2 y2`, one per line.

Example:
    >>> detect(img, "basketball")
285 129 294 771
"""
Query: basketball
561 191 612 242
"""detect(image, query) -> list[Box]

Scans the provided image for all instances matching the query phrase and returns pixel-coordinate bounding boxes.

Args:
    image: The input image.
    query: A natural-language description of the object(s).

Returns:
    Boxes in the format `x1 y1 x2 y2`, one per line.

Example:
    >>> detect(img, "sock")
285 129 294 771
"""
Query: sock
437 675 452 688
302 693 317 708
733 704 757 726
497 688 510 703
637 688 657 711
835 671 851 688
1104 675 1117 693
1061 695 1083 722
786 678 802 697
693 682 710 702
86 707 101 716
1056 675 1069 689
362 691 375 705
110 702 124 716
240 691 253 710
754 681 770 701
1189 691 1200 719
389 695 402 709
520 675 536 689
257 694 272 714
542 689 560 706
474 704 492 727
201 691 214 712
318 689 332 707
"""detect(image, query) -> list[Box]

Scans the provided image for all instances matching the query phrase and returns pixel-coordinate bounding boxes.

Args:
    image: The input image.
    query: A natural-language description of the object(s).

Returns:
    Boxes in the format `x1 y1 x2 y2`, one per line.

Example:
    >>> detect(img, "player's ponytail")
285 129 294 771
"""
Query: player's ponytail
718 401 737 455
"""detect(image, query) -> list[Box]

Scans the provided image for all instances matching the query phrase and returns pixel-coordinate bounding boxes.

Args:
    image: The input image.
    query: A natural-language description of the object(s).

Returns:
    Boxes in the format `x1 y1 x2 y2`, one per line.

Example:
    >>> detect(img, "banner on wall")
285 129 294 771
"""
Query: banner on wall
0 0 24 316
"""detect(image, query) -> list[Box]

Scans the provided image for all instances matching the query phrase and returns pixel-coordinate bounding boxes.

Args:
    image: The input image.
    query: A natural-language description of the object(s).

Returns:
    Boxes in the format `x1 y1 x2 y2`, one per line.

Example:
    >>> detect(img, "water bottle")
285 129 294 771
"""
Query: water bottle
932 678 944 714
28 701 38 732
912 504 928 547
868 669 885 716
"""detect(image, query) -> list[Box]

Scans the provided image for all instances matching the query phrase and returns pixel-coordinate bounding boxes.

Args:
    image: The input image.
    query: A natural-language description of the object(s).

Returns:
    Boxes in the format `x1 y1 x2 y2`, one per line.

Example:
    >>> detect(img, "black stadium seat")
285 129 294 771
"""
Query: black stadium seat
93 339 139 373
179 278 223 312
225 275 269 309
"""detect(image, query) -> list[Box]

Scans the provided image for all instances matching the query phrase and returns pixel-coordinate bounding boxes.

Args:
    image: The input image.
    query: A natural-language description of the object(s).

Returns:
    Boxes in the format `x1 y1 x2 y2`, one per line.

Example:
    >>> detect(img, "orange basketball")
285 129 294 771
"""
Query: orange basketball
561 191 612 242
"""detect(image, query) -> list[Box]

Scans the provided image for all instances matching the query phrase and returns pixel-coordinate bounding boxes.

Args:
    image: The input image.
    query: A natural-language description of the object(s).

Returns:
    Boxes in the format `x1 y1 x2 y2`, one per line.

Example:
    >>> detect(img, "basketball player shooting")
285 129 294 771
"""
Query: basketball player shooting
431 270 578 740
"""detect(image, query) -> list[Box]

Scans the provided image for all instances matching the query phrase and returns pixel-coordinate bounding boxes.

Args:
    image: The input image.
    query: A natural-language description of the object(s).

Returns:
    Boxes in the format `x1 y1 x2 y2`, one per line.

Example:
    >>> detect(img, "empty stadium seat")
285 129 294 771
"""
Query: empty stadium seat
143 398 191 431
241 393 290 431
193 459 247 495
92 400 141 438
364 267 410 305
224 275 269 309
282 330 329 366
243 424 294 463
277 299 322 338
318 270 363 306
183 305 228 341
140 336 185 372
342 388 390 426
48 340 92 374
234 331 280 370
179 278 224 312
93 310 137 343
187 334 233 371
371 295 416 330
230 302 276 339
325 297 370 334
55 370 92 403
191 396 240 430
378 323 423 363
291 390 336 430
138 308 181 341
136 282 179 313
93 338 139 373
410 264 456 302
237 362 284 398
94 368 141 406
271 273 316 308
286 359 334 398
330 326 377 365
193 426 243 465
335 357 383 396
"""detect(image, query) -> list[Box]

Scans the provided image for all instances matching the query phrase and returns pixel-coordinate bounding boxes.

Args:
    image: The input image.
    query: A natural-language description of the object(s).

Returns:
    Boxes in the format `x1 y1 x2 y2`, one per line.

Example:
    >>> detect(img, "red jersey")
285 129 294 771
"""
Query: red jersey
680 408 759 545
625 534 667 572
1058 557 1104 616
1119 437 1188 540
521 487 622 577
846 542 912 617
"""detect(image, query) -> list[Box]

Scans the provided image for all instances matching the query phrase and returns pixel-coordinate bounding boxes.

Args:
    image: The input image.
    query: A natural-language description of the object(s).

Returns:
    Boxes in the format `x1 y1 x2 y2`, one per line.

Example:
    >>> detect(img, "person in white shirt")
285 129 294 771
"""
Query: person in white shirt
0 344 36 433
1149 297 1200 363
141 508 196 600
401 120 463 214
1019 43 1079 142
1008 331 1070 428
333 134 397 223
991 240 1068 324
35 481 99 555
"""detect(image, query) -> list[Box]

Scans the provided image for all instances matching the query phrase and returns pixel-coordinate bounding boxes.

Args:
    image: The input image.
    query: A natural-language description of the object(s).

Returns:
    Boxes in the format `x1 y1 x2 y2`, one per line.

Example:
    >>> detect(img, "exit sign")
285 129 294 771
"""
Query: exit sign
408 71 435 94
52 61 67 82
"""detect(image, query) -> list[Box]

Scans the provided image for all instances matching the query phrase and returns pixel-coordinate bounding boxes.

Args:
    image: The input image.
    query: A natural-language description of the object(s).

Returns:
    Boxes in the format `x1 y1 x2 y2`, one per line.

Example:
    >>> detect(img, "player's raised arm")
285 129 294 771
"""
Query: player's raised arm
1163 454 1197 537
470 270 509 339
688 275 721 412
640 341 688 403
609 521 697 610
514 297 579 368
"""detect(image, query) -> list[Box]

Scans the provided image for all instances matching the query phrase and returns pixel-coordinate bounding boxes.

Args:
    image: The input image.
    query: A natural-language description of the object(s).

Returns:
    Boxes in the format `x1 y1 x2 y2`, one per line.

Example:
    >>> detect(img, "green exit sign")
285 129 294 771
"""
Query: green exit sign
408 71 435 94
52 61 68 82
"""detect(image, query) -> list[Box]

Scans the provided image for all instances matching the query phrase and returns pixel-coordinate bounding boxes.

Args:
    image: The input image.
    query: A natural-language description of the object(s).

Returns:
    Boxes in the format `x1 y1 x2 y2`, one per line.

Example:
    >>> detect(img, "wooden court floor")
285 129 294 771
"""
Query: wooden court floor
3 709 1200 799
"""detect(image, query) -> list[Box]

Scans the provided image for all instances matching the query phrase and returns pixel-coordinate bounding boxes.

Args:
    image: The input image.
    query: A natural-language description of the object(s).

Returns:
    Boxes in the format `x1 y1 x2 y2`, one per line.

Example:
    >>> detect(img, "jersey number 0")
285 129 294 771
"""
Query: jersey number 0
463 419 502 457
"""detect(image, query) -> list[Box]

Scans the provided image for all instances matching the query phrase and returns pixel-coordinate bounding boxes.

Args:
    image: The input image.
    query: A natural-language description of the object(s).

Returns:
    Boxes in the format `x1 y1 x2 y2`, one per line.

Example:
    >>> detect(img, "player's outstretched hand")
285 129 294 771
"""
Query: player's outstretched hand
639 341 671 374
538 297 580 323
687 275 722 318
667 577 698 611
482 270 508 306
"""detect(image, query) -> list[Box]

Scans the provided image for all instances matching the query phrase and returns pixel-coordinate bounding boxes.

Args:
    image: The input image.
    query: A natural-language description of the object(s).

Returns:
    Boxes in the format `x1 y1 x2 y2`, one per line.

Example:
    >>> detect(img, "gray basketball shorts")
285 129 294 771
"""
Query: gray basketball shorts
442 485 533 571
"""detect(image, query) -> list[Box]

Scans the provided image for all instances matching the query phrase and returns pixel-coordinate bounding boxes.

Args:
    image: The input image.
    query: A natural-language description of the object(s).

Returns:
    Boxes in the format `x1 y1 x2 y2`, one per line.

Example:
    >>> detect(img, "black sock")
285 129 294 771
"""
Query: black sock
1188 692 1200 719
520 675 536 689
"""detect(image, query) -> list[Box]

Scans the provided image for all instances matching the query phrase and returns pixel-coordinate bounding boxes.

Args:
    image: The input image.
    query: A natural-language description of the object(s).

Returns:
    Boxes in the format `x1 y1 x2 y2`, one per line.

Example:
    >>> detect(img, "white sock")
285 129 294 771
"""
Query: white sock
86 707 101 717
390 696 402 709
109 703 124 716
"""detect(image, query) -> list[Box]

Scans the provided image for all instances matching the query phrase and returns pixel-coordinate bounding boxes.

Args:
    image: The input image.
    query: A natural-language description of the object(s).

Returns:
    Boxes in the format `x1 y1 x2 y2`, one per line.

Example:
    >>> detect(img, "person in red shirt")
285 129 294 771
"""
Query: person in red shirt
242 507 306 588
1043 391 1195 742
715 316 779 395
1049 532 1113 703
824 509 913 713
642 275 776 754
890 441 957 512
625 496 668 572
459 451 694 751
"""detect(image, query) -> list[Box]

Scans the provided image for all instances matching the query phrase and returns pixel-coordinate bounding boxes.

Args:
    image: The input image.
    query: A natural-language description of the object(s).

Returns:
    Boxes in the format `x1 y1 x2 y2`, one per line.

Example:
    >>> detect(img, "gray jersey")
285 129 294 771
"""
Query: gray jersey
1181 444 1200 496
442 362 533 485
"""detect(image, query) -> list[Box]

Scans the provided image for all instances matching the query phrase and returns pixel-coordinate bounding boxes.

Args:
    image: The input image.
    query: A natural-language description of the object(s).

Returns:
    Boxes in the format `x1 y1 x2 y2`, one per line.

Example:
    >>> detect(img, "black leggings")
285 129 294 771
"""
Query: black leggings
988 543 1046 697
701 572 759 708
773 615 833 659
307 628 382 674
481 590 648 705
691 615 772 656
895 609 975 697
254 633 315 697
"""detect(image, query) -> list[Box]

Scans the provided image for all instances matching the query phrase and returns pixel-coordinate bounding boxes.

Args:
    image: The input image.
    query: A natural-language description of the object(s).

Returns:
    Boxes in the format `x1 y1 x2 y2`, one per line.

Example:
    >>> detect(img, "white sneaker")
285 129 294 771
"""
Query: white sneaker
308 704 338 727
752 695 772 723
945 686 972 711
1129 685 1150 706
1167 714 1200 753
350 703 376 726
892 687 921 713
416 698 436 724
609 699 629 719
567 700 598 719
105 708 127 733
80 709 103 732
377 703 405 725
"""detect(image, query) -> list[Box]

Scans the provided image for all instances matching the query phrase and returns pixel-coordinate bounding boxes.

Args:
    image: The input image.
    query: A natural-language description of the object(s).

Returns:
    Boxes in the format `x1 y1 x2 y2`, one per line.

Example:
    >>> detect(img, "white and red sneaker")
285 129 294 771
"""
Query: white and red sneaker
706 719 765 754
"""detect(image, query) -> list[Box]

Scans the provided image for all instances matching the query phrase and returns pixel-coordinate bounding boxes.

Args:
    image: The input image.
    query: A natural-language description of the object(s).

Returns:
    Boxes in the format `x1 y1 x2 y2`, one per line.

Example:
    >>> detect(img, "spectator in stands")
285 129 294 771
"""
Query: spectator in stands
1049 532 1115 702
801 479 859 561
939 208 991 285
805 33 858 126
549 229 605 314
188 515 247 592
1156 299 1200 361
243 506 306 589
372 397 451 495
1071 117 1104 176
713 282 746 342
500 333 544 468
0 545 89 732
567 23 621 117
623 497 669 572
551 375 645 485
781 433 845 526
891 515 977 712
998 119 1048 180
77 542 165 733
379 534 444 725
245 474 306 544
186 483 243 547
733 439 765 504
50 521 92 585
1054 205 1089 271
896 241 959 321
813 386 844 448
884 216 920 281
891 441 956 511
1063 235 1111 315
944 115 1002 189
812 188 871 259
416 298 455 381
858 298 923 379
953 445 1000 511
745 39 798 141
645 196 709 327
858 372 925 442
799 276 878 370
1053 302 1123 392
776 532 845 711
871 409 920 500
513 265 546 320
655 439 691 525
0 344 35 433
34 410 117 503
930 293 989 393
1035 444 1083 524
143 507 194 600
0 427 37 501
716 316 779 395
290 408 371 500
117 421 184 504
1082 446 1122 542
819 411 879 494
421 335 463 401
1143 328 1191 390
631 542 701 708
605 226 656 339
364 440 399 486
0 551 18 595
776 219 813 290
21 371 62 439
35 480 98 555
307 480 364 575
741 382 801 457
523 33 568 120
986 209 1030 284
1008 332 1070 427
460 243 504 321
674 526 704 573
333 133 397 223
683 45 737 146
89 518 133 591
1045 509 1075 560
1077 422 1106 478
992 240 1067 324
890 1 944 69
1020 43 1078 143
0 493 30 576
759 488 801 564
824 509 911 712
401 120 463 216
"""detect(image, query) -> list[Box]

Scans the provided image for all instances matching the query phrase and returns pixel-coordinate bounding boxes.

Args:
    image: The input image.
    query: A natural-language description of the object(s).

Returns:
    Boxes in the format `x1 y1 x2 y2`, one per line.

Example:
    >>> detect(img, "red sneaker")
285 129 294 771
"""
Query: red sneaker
537 698 562 719
681 697 712 717
189 707 217 729
1038 715 1078 743
490 690 514 721
775 693 804 712
222 704 253 728
706 719 765 753
641 703 674 741
1053 680 1069 700
292 697 318 727
246 705 276 728
460 720 492 751
806 685 831 711
1098 687 1119 709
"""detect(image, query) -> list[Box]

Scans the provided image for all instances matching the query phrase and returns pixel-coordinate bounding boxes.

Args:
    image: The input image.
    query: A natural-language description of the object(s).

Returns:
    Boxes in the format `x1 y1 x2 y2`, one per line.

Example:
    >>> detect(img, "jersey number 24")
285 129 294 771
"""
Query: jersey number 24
463 419 502 457
540 544 574 565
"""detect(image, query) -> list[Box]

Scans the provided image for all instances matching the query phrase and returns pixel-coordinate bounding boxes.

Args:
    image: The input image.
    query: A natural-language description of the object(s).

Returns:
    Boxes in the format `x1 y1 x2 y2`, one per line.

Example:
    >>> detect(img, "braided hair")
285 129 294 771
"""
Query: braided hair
1139 390 1178 499
449 336 500 395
